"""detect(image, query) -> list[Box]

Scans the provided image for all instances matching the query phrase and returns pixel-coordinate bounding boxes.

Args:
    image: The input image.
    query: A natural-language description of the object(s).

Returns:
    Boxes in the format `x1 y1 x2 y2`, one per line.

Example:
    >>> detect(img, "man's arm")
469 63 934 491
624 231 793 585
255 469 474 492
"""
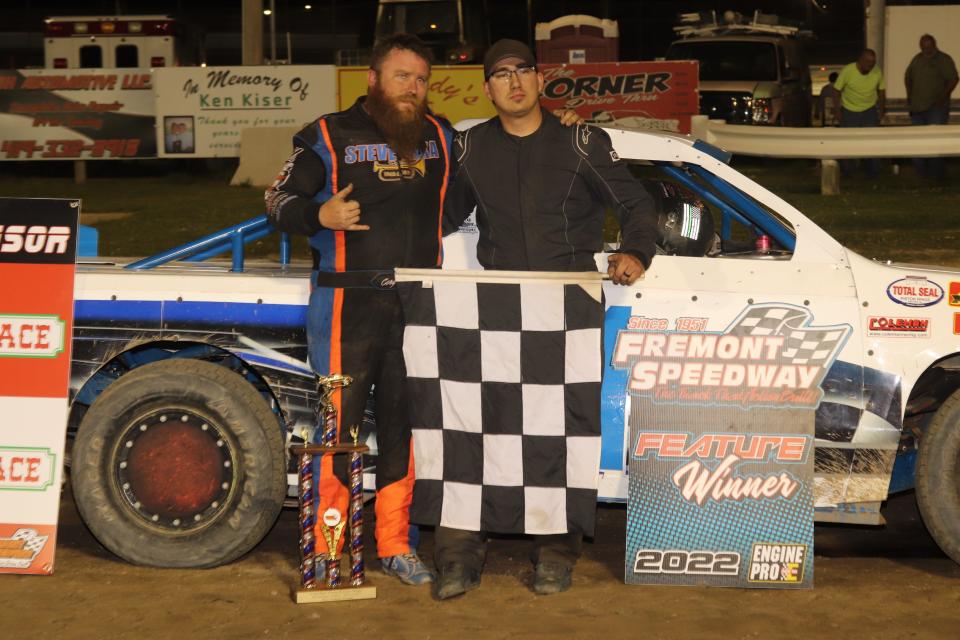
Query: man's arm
264 138 329 236
578 125 658 283
442 131 478 236
940 55 959 106
265 129 367 234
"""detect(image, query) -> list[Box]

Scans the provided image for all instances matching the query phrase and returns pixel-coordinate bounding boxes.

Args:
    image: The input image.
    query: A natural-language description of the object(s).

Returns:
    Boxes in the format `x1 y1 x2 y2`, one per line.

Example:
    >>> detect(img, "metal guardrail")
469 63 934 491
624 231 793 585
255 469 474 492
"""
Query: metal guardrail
691 116 960 159
125 214 290 271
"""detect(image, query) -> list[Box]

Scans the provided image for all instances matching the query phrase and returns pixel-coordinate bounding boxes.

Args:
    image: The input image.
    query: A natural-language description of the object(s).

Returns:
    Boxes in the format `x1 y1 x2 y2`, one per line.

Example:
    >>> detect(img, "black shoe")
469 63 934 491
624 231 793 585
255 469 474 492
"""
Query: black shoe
533 561 572 595
435 563 481 600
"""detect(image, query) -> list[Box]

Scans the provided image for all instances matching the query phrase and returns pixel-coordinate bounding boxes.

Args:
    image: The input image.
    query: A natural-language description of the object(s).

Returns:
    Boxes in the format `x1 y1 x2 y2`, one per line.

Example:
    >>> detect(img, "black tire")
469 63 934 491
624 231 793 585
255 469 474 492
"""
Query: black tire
916 387 960 565
72 358 286 568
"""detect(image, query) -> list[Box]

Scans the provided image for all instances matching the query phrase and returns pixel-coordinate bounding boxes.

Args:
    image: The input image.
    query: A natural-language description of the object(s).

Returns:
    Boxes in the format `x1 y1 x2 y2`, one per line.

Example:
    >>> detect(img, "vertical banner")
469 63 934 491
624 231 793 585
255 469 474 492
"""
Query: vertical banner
337 66 496 124
0 198 78 575
613 304 850 588
538 62 700 134
0 69 156 160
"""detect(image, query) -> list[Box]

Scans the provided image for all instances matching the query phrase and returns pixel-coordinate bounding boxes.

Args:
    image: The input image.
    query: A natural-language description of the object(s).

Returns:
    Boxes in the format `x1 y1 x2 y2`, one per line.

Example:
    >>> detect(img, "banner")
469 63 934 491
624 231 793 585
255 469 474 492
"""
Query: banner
614 303 848 588
153 66 335 157
0 198 78 575
0 69 155 160
337 66 495 125
539 61 699 134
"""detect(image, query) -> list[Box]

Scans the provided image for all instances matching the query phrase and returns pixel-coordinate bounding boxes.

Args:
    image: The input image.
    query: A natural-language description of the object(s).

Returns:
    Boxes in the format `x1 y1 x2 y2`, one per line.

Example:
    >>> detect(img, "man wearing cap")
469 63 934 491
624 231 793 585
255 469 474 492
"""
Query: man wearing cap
432 39 658 598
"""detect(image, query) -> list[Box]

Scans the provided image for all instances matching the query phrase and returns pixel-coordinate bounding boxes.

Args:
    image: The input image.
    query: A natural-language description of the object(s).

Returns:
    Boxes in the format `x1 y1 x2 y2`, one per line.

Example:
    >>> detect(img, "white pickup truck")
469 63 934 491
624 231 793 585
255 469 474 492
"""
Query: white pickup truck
67 127 960 568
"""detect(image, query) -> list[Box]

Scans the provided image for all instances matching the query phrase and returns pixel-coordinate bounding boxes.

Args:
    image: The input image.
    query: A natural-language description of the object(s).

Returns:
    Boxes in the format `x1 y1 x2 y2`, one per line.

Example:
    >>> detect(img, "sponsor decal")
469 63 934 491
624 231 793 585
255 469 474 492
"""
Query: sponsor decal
748 543 807 583
0 225 72 255
866 316 930 338
0 447 56 491
886 276 944 307
633 549 741 576
949 281 960 307
0 314 66 358
0 528 50 570
954 313 960 335
634 432 809 506
612 304 850 409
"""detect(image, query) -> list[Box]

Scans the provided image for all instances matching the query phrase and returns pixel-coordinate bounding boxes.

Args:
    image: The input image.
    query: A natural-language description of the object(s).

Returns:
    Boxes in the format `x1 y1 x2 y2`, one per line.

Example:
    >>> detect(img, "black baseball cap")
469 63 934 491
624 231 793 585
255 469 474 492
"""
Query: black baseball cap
483 39 537 79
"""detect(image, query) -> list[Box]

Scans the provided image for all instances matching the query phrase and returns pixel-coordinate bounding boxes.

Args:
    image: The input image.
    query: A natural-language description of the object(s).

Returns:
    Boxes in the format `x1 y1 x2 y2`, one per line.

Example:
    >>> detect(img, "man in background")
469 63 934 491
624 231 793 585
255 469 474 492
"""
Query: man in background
834 49 885 177
905 34 958 180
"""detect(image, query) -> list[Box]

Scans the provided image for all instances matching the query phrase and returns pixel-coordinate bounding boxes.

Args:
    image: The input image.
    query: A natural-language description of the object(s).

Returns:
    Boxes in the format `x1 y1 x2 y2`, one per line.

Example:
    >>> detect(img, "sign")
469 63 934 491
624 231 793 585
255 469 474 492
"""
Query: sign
0 69 155 160
615 304 848 588
153 66 335 157
337 66 496 124
885 276 944 308
0 198 78 575
538 61 699 134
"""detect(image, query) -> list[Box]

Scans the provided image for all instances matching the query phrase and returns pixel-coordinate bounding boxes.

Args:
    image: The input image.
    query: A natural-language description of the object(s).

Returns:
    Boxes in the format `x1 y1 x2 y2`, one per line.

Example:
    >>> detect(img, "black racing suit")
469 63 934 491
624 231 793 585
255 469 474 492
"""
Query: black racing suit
265 97 454 558
437 109 658 571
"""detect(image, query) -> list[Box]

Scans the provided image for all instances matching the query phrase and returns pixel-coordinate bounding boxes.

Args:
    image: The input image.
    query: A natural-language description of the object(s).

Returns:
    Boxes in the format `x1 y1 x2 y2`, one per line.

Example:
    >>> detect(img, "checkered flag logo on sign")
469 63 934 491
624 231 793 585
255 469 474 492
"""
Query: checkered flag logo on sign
395 270 605 537
11 528 48 558
727 304 850 368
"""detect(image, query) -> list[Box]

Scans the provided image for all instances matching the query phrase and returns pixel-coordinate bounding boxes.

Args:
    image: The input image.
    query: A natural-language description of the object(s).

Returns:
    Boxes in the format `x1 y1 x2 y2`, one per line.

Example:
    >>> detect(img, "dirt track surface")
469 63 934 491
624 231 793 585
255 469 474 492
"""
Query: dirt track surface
3 490 958 640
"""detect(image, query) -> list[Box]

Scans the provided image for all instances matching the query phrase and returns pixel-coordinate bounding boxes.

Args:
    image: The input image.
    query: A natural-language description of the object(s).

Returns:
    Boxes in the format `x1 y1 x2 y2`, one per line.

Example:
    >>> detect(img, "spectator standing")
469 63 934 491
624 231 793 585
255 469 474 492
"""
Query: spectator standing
905 34 958 180
816 71 840 126
834 49 885 177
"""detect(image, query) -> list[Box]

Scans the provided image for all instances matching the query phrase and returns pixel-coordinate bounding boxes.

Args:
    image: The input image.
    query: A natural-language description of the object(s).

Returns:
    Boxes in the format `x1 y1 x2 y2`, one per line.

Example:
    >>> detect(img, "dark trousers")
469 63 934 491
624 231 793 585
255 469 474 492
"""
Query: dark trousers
435 526 582 571
307 285 414 558
839 106 880 178
911 105 950 180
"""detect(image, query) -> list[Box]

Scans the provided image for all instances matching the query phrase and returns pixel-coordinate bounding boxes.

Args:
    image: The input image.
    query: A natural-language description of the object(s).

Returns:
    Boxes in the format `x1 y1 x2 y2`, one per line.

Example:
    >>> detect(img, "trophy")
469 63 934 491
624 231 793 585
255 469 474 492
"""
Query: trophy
291 374 376 603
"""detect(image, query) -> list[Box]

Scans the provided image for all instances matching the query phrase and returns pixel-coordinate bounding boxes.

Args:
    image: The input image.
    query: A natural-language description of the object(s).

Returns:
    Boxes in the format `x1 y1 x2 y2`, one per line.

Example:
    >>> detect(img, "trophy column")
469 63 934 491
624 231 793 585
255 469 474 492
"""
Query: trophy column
291 374 376 603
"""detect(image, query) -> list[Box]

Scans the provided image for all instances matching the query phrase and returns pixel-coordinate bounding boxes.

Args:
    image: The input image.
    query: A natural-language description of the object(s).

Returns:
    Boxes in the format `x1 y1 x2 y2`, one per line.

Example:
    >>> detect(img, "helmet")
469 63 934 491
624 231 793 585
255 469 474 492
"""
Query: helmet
645 180 716 257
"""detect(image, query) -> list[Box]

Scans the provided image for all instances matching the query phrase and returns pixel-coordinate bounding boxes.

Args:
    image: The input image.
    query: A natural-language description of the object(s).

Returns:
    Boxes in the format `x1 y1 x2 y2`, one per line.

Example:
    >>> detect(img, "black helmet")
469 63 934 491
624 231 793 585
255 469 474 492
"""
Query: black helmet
645 180 716 257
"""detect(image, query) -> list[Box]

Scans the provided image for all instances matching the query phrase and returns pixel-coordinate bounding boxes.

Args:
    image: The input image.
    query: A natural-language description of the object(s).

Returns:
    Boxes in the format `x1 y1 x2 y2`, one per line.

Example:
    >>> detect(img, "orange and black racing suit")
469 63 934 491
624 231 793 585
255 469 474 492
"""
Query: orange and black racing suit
265 97 453 558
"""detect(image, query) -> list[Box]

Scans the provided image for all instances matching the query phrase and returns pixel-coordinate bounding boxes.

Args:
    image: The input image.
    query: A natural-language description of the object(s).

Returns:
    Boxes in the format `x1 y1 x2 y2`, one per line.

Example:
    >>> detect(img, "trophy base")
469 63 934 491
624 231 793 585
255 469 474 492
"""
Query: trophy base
293 584 377 604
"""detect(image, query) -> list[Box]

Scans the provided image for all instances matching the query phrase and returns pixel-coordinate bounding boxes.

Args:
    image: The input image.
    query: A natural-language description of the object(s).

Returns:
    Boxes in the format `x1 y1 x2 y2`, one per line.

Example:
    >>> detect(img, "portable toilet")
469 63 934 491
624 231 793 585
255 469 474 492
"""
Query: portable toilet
535 15 619 64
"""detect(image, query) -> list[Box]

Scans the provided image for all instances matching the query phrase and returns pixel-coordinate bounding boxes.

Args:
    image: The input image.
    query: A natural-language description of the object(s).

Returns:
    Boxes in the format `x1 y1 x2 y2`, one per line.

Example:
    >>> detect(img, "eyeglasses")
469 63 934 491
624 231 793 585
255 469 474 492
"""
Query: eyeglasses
488 65 537 84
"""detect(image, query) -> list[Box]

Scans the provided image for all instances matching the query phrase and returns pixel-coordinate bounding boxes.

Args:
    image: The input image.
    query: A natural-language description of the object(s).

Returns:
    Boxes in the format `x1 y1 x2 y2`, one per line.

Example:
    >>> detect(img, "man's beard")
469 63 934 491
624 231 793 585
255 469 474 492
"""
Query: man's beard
366 81 426 163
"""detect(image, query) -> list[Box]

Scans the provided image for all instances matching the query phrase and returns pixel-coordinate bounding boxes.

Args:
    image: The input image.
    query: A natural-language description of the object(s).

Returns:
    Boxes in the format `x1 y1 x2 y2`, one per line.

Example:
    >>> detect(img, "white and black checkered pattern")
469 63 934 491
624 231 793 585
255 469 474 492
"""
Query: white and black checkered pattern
728 304 849 367
397 273 604 536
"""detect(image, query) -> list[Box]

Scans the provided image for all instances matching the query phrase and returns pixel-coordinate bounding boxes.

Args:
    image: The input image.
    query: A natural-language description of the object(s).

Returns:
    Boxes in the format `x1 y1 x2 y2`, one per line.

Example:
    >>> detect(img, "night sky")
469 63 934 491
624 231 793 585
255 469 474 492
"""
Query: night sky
2 0 955 68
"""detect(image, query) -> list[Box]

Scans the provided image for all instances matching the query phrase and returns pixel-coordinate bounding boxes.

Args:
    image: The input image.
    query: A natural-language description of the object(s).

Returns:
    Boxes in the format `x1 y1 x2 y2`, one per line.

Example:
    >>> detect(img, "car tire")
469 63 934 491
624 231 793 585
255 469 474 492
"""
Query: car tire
72 358 286 568
916 387 960 564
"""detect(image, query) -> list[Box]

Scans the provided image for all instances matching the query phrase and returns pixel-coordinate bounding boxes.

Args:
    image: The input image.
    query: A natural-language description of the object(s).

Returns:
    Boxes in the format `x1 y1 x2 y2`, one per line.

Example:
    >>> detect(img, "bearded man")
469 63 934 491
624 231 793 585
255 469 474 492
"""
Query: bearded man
265 33 452 586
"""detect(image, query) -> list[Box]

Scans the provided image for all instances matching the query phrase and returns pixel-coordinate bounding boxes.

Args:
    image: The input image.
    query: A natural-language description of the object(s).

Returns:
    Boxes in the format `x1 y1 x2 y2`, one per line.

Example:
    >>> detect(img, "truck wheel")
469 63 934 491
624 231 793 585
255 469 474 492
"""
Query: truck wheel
916 387 960 565
72 358 286 568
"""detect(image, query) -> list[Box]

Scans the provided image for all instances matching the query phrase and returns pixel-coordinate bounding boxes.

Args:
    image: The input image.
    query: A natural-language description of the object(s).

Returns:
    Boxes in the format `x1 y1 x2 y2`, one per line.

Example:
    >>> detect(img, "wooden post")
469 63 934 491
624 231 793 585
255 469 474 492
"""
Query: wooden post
73 160 87 185
821 159 840 195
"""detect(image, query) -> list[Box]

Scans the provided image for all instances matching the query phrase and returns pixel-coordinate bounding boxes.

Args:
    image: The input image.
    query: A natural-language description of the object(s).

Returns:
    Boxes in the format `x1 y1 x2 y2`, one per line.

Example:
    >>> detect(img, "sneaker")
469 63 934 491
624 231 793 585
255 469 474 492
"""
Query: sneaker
381 553 435 586
435 562 481 600
533 561 572 595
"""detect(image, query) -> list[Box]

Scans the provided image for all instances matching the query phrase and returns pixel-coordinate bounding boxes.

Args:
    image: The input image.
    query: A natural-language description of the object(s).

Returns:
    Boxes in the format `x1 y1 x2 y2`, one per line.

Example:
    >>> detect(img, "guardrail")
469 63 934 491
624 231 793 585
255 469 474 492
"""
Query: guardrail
125 214 290 271
690 115 960 159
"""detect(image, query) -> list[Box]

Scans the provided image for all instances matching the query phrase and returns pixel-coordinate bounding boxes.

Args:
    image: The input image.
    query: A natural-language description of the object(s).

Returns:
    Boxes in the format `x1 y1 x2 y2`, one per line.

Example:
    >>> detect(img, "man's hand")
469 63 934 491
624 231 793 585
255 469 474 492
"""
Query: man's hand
607 253 645 286
553 108 585 127
318 183 369 231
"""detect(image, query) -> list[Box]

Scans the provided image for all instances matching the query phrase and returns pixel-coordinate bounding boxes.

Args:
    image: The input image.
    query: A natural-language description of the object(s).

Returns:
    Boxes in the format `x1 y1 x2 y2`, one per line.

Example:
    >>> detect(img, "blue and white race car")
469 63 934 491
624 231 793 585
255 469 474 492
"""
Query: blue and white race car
67 127 960 568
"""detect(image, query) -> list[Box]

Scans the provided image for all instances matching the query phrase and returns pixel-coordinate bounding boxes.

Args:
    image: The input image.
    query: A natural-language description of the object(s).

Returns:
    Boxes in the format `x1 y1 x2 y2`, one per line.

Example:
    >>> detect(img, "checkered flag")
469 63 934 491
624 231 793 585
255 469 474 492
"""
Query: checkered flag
396 269 604 536
728 304 850 367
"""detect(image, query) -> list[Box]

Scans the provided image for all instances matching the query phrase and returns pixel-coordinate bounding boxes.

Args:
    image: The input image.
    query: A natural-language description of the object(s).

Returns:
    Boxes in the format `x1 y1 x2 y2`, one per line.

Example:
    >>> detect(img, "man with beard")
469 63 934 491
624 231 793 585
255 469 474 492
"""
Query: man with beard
265 34 450 586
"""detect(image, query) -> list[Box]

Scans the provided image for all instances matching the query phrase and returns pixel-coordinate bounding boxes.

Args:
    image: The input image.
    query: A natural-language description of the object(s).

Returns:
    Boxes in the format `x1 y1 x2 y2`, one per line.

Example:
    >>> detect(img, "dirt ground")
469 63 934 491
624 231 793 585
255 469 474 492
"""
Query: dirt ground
2 489 958 640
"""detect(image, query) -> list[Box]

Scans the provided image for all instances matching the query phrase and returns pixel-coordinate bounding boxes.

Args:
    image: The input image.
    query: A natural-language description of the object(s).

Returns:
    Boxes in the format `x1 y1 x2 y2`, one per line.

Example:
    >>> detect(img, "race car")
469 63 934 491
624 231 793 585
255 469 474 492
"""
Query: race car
66 126 960 569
